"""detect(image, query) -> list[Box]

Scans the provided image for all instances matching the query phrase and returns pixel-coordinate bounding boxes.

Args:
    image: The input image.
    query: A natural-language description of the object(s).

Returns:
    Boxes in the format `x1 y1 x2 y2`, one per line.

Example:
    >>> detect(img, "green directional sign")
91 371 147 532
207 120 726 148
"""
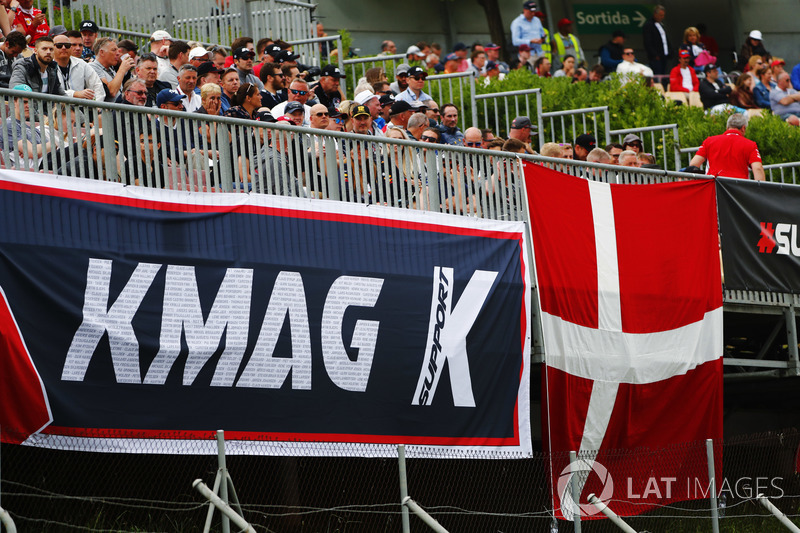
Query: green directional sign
573 4 652 34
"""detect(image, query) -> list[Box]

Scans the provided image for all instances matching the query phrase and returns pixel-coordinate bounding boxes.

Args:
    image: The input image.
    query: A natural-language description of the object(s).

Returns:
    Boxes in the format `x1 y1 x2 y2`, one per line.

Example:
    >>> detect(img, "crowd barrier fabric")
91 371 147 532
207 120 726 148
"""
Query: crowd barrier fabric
717 177 800 294
525 163 723 519
0 170 531 458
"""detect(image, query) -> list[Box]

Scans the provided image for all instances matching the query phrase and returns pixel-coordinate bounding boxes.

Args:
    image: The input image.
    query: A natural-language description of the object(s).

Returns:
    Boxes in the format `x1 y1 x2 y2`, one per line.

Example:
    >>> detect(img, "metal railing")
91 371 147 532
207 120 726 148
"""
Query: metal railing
539 106 611 149
474 88 542 140
426 71 477 131
609 123 681 171
342 54 407 94
286 35 344 86
764 162 800 184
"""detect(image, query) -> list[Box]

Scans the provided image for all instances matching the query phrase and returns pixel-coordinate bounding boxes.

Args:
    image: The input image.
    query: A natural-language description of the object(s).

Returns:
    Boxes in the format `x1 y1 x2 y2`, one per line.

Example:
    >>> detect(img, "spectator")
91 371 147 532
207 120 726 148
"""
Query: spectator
586 148 612 164
589 64 605 82
534 56 551 77
378 40 396 56
52 34 102 100
118 40 138 64
460 126 481 149
219 67 241 113
770 72 800 125
282 63 302 87
560 143 574 159
211 47 227 70
89 38 135 102
682 26 714 72
78 20 98 61
502 138 529 154
9 37 65 95
572 67 587 82
622 134 643 153
351 103 373 135
484 43 509 74
157 40 190 90
374 94 391 130
224 82 261 120
552 18 584 70
730 73 759 110
507 116 536 153
771 58 786 80
120 78 148 106
540 142 565 158
137 53 171 108
510 1 545 59
452 42 469 72
0 85 42 169
353 90 384 136
573 133 596 161
406 112 428 140
642 5 672 75
386 100 414 132
195 83 222 115
553 55 575 78
0 31 26 88
13 0 49 46
744 55 764 77
438 104 464 145
737 30 768 71
272 79 313 125
66 30 83 59
689 113 764 180
395 66 432 104
405 45 426 64
638 152 659 168
468 50 487 77
753 66 774 109
669 49 699 92
605 142 623 164
616 47 654 80
389 64 410 95
224 36 254 68
599 29 625 75
442 53 461 74
312 64 344 109
259 61 286 109
196 61 222 92
176 65 201 112
149 30 173 76
188 47 211 68
421 127 440 144
698 64 733 111
308 103 330 129
618 150 640 167
232 46 263 90
481 128 496 148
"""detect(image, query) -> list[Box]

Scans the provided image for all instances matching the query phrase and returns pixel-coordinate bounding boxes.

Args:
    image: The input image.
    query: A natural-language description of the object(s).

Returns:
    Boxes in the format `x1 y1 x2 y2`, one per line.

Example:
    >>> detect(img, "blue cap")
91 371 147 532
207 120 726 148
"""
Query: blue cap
156 89 186 107
13 84 32 92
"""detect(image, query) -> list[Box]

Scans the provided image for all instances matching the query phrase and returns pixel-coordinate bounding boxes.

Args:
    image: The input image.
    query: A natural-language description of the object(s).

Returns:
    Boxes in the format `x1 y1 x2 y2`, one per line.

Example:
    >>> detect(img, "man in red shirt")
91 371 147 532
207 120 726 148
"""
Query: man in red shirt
12 0 49 46
689 114 765 180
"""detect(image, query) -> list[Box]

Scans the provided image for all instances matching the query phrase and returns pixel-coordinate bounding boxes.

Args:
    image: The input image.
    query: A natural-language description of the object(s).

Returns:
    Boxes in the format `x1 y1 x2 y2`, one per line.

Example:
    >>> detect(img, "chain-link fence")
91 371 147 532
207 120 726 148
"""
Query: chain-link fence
3 429 800 532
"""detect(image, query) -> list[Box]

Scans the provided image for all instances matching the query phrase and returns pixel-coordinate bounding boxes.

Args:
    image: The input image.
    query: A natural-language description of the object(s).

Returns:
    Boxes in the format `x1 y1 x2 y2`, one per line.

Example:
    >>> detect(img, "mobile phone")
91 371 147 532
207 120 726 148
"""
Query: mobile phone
41 7 47 13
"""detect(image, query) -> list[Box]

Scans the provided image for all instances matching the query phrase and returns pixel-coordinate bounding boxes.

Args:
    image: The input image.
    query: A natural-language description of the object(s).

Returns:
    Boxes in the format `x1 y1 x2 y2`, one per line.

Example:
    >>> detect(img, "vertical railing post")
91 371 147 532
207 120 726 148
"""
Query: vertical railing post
217 430 231 533
469 71 478 129
398 445 411 533
164 0 175 32
569 451 582 533
336 35 346 96
603 108 611 146
536 90 544 150
706 438 720 533
784 304 799 376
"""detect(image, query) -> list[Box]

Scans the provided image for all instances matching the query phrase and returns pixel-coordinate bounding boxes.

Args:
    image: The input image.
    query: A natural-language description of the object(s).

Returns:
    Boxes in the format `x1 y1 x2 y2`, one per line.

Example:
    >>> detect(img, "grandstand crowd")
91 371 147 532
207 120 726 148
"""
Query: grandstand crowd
0 0 797 189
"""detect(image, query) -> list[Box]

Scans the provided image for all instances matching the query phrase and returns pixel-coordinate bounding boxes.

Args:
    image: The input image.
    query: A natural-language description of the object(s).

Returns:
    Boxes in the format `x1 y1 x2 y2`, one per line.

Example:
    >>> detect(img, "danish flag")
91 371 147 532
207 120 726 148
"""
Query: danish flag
524 164 723 519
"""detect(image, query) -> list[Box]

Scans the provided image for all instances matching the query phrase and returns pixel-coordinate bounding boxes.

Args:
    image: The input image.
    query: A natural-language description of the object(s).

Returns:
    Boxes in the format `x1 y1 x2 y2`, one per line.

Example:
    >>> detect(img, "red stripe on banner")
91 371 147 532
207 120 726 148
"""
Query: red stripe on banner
0 179 522 242
40 426 520 446
0 287 52 444
612 180 721 333
524 163 599 328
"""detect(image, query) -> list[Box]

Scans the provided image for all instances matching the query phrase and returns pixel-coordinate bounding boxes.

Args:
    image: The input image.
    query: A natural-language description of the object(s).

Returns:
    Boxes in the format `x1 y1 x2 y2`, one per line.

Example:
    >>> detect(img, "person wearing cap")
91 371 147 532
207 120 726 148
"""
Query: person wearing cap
770 58 786 80
376 93 393 130
770 73 800 126
406 45 426 64
669 49 699 92
552 18 584 70
689 114 764 180
187 47 211 68
737 30 769 72
511 44 533 72
231 46 264 91
508 116 536 152
312 64 344 110
510 1 545 58
452 43 469 72
0 31 26 89
270 78 312 125
48 25 67 38
484 43 509 74
258 61 287 109
52 34 102 100
9 36 65 96
12 0 49 47
642 5 672 76
350 103 373 136
599 30 625 75
698 64 733 111
196 61 222 93
149 30 173 75
389 64 410 95
441 53 460 74
395 66 432 105
78 20 98 61
353 90 384 136
157 40 190 90
386 100 414 132
573 133 596 161
621 134 643 154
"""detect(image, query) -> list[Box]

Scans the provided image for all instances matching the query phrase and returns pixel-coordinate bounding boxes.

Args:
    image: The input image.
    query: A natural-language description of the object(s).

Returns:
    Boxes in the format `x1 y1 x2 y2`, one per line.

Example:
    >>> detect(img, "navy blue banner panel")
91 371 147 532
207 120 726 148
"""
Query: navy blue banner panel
0 170 531 458
717 178 800 294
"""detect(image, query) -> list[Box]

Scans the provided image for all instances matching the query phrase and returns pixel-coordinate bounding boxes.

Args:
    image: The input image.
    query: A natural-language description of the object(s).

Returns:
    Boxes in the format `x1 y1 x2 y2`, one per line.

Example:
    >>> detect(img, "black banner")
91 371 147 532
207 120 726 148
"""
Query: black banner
717 177 800 293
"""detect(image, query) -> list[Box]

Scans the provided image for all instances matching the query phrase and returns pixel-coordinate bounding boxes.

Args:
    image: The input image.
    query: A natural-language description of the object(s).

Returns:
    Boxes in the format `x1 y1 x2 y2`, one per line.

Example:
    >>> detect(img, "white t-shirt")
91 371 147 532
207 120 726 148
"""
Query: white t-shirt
680 67 693 91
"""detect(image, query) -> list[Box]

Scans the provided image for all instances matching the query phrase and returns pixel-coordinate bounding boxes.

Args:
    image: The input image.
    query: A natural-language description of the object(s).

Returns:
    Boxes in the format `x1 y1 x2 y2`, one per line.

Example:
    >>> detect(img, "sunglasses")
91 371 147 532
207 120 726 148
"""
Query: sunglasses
623 52 634 55
314 112 329 117
334 118 345 124
290 89 307 95
428 108 440 114
421 135 438 142
271 72 285 77
396 73 408 78
54 43 71 49
411 75 427 81
465 141 481 147
126 90 147 96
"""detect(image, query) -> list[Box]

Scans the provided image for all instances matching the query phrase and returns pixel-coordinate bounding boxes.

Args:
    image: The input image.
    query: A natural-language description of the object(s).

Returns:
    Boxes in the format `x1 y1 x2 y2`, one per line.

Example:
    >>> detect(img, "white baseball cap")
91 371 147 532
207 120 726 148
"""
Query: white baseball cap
188 47 210 60
748 30 763 40
150 30 173 42
355 90 379 105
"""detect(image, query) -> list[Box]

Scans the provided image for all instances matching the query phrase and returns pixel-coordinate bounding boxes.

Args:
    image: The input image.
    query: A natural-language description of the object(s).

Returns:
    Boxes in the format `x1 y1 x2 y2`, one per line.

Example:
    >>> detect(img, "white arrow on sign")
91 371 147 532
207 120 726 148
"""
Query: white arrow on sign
633 11 647 27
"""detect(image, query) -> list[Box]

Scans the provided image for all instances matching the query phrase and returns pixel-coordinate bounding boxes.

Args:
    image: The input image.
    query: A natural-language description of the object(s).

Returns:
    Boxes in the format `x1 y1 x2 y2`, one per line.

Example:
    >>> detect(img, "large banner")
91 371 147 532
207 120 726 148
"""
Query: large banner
0 170 531 458
525 164 723 519
717 177 800 293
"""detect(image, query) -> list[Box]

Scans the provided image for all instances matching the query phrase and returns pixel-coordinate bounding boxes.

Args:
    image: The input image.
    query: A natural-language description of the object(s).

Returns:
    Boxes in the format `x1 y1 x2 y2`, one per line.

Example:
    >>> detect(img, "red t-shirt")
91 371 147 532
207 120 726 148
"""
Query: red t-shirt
13 7 49 45
696 129 761 179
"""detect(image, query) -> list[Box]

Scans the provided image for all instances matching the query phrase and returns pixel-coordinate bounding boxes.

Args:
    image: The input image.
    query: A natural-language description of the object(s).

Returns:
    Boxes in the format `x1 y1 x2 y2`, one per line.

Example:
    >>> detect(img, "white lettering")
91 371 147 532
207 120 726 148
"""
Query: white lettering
775 223 791 255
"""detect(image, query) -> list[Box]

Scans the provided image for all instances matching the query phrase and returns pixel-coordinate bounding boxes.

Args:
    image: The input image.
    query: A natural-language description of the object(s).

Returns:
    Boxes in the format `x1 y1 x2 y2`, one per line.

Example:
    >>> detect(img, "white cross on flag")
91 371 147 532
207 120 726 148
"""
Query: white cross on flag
524 164 723 519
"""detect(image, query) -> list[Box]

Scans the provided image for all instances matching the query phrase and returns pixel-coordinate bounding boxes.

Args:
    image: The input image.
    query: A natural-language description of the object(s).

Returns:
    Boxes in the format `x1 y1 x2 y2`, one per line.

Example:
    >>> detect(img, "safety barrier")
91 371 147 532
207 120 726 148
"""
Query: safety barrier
764 162 800 184
342 53 407 94
474 88 542 140
539 106 611 148
426 71 477 131
608 123 681 171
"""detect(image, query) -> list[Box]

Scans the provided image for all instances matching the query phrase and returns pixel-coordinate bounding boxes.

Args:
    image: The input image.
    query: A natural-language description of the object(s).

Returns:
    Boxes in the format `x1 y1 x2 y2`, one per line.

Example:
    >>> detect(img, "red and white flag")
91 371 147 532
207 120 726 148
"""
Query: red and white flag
524 164 723 519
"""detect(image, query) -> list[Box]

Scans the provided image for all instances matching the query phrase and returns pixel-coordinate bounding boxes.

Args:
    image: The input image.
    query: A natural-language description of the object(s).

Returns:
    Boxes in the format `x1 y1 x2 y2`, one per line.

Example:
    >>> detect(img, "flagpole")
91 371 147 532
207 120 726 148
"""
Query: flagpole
706 438 720 533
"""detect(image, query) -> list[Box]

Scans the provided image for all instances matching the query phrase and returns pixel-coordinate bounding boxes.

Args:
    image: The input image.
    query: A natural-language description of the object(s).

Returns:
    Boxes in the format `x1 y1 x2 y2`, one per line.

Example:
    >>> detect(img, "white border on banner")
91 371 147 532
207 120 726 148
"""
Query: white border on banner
3 169 533 459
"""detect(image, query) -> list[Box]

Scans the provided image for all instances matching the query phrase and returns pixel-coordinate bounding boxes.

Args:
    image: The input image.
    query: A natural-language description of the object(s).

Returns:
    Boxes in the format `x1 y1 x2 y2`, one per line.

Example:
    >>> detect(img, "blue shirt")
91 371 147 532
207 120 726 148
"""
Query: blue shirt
510 13 544 54
753 80 774 109
792 63 800 91
395 87 432 104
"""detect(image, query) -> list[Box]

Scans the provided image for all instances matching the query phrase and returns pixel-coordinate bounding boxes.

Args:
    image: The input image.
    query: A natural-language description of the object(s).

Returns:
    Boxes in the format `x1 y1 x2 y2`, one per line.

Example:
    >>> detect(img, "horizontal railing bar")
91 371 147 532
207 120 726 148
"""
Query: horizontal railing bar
723 359 789 369
474 88 541 100
342 54 406 65
540 106 608 118
609 124 679 134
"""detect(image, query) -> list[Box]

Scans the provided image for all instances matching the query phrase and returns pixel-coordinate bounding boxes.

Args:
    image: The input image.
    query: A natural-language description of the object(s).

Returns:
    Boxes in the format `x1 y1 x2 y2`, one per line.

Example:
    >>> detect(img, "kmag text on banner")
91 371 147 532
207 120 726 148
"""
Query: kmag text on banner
525 163 723 519
0 170 531 458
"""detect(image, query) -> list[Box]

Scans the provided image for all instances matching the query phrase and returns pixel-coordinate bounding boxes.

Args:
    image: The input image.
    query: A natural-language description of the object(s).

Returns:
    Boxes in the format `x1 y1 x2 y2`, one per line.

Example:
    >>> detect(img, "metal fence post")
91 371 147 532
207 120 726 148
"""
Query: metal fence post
217 430 231 533
536 90 544 150
569 451 582 533
469 72 478 129
587 494 636 533
784 305 800 376
706 438 720 533
603 109 611 146
336 35 346 95
398 445 411 533
672 125 681 171
758 494 800 532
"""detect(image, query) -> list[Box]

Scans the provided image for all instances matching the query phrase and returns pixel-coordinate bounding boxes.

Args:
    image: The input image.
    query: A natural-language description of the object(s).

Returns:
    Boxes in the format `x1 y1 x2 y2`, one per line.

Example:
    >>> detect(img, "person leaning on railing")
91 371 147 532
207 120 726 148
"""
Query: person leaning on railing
689 113 765 180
